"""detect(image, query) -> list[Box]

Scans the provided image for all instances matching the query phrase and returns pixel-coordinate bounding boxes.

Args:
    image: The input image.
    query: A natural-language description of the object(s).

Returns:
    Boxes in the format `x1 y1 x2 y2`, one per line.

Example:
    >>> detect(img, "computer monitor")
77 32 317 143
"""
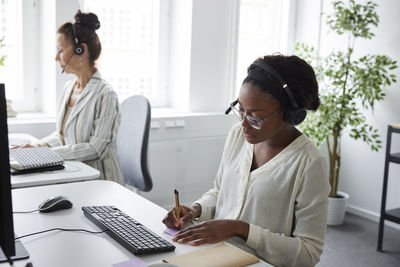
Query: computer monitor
0 84 29 262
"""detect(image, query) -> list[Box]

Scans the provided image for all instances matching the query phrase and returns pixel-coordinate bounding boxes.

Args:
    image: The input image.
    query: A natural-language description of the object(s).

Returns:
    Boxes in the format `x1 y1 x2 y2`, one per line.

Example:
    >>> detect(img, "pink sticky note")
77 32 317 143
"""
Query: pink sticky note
164 227 179 236
112 257 147 267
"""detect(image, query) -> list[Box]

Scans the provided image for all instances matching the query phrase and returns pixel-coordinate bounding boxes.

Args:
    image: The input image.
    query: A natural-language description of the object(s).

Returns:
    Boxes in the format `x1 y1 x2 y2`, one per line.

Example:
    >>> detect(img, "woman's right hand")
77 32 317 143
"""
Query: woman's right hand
162 204 202 229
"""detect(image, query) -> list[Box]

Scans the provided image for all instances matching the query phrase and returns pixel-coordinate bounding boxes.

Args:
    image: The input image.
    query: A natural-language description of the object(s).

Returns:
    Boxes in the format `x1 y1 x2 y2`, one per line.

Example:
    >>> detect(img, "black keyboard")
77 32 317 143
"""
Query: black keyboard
82 206 175 255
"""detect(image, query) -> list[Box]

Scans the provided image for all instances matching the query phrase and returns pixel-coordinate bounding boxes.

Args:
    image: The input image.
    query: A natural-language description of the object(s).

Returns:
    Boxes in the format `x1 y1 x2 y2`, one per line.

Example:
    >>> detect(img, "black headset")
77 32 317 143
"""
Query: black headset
71 23 84 55
249 61 307 125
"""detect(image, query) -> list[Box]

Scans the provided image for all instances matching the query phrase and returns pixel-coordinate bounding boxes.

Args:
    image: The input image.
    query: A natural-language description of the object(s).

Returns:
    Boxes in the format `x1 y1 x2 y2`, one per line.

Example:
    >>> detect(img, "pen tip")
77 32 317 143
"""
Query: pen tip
174 189 178 194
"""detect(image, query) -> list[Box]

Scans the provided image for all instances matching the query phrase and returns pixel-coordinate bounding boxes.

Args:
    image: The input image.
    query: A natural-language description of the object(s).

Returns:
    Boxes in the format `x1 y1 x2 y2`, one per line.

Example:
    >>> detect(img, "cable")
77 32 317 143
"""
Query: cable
15 228 108 240
13 209 39 214
6 256 12 265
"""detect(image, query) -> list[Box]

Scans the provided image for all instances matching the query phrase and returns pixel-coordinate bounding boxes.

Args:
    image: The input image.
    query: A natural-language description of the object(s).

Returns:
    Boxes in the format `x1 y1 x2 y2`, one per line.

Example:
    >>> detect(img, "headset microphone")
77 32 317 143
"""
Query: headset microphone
61 53 74 74
225 99 238 114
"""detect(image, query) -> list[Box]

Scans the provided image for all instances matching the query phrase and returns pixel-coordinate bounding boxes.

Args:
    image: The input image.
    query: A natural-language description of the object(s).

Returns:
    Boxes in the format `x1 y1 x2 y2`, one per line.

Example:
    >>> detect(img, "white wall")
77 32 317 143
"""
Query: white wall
38 0 56 115
188 0 238 112
167 0 193 110
167 0 238 112
295 0 400 223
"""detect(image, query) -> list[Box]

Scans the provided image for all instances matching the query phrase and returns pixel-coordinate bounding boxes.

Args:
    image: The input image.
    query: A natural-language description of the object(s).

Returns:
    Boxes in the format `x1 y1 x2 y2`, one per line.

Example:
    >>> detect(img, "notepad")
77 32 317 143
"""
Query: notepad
9 147 64 173
163 242 260 267
164 227 179 236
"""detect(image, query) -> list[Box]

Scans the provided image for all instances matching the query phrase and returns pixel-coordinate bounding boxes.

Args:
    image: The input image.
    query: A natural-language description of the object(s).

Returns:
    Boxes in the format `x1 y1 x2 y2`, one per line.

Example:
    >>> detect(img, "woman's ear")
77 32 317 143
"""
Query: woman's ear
81 43 88 56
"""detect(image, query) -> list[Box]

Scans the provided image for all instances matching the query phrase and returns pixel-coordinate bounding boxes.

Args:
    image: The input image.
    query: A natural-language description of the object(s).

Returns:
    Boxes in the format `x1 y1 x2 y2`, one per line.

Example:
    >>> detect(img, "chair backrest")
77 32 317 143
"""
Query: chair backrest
116 95 152 192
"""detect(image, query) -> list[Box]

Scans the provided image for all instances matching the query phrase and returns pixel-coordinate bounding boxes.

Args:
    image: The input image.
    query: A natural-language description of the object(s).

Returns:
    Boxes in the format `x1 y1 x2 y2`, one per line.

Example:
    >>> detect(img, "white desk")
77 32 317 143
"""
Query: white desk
5 180 272 267
11 161 100 188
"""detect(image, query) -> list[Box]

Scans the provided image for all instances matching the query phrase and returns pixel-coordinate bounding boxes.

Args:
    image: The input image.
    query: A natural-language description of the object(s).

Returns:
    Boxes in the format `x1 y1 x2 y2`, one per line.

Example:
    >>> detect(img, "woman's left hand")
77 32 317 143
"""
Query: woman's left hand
172 219 249 246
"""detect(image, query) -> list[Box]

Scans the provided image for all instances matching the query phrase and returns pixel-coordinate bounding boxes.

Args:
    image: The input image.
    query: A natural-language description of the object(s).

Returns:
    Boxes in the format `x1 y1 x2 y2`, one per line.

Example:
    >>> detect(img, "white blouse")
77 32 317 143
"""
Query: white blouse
194 123 330 267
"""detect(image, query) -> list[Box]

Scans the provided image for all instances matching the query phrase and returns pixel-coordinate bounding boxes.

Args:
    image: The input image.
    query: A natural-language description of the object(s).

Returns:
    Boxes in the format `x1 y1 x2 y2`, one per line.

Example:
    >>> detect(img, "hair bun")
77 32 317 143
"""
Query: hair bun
74 9 100 30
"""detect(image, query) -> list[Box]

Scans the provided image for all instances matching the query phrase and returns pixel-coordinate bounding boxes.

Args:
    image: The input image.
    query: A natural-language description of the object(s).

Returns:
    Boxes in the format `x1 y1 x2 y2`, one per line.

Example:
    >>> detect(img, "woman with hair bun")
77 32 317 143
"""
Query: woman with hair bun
163 54 330 266
19 10 123 183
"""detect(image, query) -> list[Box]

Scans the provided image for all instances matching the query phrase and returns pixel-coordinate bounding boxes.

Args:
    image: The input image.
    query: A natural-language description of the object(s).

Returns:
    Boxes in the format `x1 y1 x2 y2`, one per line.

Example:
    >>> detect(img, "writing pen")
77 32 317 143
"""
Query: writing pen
174 189 180 229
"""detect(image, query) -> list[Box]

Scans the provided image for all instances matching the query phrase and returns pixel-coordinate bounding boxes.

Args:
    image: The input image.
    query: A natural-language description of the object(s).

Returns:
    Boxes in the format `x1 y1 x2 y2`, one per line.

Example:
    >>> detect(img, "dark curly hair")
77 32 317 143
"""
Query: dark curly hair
243 54 320 111
57 10 102 66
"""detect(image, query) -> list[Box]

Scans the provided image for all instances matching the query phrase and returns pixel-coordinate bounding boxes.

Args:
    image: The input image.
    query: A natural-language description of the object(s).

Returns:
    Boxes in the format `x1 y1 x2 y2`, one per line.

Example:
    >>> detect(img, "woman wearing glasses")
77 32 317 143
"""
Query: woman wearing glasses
163 54 330 266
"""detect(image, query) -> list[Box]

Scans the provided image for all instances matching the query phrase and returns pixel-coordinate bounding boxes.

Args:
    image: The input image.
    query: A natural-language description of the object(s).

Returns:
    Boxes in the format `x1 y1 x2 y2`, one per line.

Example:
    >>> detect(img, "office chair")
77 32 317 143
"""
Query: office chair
116 95 153 192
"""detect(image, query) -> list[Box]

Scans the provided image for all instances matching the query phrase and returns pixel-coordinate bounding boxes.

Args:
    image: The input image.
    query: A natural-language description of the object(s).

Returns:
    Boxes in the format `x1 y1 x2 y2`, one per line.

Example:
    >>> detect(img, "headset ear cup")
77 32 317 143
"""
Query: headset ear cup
284 108 307 125
288 108 307 125
75 44 84 55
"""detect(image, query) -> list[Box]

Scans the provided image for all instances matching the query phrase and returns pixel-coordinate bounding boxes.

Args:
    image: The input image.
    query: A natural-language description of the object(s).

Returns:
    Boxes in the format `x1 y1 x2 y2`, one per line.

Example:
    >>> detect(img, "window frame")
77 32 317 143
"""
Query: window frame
1 0 40 112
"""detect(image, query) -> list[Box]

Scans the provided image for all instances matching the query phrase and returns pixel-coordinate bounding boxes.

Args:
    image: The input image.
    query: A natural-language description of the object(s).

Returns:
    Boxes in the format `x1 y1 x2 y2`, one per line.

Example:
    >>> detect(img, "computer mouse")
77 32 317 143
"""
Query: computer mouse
38 196 73 213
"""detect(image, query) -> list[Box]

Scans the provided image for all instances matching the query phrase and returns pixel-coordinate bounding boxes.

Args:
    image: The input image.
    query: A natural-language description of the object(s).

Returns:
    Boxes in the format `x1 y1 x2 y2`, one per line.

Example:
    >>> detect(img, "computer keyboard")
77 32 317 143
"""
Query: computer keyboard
9 147 64 175
82 206 175 255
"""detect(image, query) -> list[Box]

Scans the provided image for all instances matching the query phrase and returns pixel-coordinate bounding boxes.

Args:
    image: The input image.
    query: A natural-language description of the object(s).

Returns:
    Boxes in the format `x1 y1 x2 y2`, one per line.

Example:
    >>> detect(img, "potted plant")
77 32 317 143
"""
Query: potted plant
0 38 6 66
295 0 397 225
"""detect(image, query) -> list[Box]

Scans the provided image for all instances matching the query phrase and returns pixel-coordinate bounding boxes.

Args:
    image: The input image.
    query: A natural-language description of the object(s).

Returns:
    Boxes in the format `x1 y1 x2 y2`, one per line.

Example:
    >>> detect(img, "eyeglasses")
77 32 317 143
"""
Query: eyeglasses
229 103 281 130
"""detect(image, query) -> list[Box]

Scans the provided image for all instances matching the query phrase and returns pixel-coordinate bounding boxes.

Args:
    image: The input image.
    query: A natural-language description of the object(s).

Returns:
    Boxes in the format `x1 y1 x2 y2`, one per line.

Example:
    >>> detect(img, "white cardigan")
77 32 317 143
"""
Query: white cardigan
39 71 123 184
194 123 330 267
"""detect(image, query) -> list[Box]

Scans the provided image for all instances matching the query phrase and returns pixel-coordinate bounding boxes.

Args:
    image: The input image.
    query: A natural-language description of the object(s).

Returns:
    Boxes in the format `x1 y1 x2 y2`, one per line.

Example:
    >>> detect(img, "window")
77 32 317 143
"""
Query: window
234 0 286 95
82 0 168 106
0 0 38 112
0 0 22 102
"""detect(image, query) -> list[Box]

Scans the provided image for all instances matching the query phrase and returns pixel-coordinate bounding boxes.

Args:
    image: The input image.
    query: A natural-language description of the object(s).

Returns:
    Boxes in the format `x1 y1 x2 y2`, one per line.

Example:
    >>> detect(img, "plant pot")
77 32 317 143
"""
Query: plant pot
327 191 350 226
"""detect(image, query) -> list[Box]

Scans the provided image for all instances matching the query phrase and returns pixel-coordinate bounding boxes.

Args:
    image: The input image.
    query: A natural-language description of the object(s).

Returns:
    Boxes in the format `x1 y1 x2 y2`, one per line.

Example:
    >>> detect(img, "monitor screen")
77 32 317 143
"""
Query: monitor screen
0 83 15 260
0 84 29 263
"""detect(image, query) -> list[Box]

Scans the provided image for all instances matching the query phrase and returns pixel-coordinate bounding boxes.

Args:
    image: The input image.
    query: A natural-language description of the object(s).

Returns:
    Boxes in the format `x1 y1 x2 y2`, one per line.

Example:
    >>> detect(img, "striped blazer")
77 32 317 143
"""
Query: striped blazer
40 71 123 184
